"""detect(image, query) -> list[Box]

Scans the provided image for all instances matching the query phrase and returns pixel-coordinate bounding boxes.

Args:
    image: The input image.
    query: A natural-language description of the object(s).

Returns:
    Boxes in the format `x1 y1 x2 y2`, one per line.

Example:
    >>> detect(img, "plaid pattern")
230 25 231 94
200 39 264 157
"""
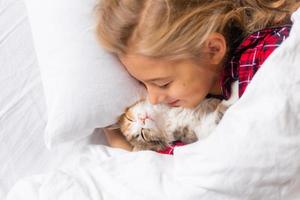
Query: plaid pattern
221 25 291 99
158 25 291 155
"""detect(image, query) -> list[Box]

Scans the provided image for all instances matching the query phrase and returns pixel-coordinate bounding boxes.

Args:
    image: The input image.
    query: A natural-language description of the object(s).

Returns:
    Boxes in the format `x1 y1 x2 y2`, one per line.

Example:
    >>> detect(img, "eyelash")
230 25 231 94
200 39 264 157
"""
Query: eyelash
141 81 171 90
158 82 171 89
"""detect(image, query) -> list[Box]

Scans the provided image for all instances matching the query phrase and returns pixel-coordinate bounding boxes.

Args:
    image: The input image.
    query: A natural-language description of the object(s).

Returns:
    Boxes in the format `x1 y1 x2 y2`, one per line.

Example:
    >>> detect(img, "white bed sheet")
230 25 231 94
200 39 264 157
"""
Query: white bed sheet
0 0 107 198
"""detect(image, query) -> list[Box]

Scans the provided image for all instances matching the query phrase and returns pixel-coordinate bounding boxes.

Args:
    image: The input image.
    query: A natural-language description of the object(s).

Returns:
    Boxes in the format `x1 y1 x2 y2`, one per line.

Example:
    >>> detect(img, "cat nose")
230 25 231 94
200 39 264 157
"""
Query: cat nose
138 116 145 124
138 117 146 125
138 114 151 125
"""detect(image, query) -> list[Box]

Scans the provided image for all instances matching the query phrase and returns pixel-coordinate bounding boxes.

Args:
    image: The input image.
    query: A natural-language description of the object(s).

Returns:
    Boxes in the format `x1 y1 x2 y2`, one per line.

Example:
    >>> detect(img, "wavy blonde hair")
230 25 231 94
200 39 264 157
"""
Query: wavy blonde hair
95 0 300 60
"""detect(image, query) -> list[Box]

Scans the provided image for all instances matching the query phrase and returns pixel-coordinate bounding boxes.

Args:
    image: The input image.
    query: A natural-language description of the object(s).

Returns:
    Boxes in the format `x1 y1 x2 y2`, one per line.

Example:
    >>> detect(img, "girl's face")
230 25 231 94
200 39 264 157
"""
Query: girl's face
120 54 223 108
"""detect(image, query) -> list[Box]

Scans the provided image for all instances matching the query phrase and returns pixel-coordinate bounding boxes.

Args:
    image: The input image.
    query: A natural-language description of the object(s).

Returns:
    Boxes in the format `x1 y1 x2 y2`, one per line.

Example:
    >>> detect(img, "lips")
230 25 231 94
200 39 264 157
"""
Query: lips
167 100 180 107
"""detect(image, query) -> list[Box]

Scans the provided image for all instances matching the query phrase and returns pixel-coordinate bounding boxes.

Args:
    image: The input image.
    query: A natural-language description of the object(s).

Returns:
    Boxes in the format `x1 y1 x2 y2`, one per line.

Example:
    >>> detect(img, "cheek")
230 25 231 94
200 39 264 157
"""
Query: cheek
169 80 211 108
168 81 194 99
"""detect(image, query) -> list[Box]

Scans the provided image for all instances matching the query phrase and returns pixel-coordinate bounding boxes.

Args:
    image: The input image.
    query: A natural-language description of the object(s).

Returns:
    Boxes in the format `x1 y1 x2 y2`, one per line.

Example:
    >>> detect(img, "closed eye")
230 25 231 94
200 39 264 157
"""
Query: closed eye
124 114 135 122
140 128 147 141
157 81 172 89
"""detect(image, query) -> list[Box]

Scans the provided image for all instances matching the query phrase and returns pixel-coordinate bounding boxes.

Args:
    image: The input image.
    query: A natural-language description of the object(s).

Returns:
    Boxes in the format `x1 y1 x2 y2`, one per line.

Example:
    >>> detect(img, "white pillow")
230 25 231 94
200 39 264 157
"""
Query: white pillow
24 0 146 149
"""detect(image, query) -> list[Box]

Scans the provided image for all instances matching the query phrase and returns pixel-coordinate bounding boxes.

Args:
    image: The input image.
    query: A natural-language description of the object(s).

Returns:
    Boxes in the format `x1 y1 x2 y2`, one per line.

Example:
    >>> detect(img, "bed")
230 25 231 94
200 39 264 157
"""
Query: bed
2 0 300 199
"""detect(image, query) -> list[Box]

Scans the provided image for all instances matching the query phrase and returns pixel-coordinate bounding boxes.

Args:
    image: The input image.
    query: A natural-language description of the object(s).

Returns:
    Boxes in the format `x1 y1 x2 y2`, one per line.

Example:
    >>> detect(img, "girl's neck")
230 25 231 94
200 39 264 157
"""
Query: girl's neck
209 72 223 97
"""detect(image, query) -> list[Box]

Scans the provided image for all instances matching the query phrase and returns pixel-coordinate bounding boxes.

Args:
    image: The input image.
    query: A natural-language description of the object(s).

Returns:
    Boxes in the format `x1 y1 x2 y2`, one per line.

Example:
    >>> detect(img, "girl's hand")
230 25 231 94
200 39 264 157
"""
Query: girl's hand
103 128 133 151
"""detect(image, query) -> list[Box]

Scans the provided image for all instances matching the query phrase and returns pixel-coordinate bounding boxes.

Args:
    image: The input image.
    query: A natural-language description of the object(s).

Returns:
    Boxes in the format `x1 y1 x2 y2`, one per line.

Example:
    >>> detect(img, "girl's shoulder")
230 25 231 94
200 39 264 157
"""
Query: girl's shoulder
221 24 292 99
237 24 292 53
239 24 292 95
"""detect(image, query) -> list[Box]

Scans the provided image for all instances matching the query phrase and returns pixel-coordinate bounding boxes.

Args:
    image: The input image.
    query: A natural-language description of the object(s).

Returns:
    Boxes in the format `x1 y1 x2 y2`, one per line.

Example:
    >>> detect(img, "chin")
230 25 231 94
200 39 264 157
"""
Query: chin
182 105 194 109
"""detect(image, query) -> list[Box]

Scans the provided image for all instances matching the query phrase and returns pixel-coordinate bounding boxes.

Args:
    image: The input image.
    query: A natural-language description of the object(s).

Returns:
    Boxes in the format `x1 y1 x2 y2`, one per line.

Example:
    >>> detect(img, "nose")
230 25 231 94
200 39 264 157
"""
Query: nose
147 87 167 105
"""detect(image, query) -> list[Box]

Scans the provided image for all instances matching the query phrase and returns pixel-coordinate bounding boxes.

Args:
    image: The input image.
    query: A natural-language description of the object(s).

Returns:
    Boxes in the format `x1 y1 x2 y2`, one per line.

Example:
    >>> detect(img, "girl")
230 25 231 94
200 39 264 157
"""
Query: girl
95 0 300 153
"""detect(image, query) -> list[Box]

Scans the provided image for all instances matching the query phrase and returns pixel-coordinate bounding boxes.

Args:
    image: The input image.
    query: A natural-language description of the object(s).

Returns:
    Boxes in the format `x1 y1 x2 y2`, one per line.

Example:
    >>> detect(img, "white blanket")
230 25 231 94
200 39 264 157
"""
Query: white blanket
6 9 300 200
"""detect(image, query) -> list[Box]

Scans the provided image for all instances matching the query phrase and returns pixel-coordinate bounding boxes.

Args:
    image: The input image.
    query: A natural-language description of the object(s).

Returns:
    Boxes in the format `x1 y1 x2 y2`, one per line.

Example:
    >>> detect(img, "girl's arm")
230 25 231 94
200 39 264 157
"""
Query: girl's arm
103 128 133 151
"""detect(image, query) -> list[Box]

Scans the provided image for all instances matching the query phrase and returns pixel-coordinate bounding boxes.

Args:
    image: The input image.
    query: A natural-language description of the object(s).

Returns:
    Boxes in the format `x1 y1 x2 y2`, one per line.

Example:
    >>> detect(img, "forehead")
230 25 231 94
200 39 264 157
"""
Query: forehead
119 54 177 81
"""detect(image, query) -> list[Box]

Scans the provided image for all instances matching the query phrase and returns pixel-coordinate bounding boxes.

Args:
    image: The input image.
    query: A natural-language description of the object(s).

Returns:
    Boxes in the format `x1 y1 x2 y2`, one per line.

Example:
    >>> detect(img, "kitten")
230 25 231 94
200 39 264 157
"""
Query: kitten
118 82 238 151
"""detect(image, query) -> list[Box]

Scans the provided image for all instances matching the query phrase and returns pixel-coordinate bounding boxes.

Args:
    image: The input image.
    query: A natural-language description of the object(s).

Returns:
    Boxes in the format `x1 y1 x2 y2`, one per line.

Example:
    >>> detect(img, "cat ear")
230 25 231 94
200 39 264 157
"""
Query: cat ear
105 123 120 130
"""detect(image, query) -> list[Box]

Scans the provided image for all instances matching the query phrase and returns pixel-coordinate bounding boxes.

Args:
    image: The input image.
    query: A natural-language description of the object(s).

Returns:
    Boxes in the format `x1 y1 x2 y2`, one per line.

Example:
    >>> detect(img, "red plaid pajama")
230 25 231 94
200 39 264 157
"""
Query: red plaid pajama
221 25 291 99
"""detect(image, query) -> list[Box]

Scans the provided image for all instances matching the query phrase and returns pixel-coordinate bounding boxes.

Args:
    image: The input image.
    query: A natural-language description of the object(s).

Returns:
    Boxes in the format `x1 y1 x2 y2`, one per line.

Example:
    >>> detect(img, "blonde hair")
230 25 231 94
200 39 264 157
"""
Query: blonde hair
95 0 300 60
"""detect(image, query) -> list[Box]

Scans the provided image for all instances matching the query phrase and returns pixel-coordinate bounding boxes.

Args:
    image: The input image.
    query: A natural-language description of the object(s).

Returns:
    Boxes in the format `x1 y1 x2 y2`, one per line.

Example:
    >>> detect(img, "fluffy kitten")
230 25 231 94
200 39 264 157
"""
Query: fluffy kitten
118 82 238 151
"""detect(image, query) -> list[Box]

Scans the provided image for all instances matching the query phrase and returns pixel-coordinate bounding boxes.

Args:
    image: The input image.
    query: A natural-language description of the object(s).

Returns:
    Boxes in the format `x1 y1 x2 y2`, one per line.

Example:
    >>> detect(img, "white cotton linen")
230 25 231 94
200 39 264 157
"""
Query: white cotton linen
6 8 300 200
24 0 146 149
0 0 107 198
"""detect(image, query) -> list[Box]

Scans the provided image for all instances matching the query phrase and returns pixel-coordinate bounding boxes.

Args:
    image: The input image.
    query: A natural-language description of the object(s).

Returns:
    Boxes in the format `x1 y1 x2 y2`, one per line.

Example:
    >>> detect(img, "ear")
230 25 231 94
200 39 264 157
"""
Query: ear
203 33 227 65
